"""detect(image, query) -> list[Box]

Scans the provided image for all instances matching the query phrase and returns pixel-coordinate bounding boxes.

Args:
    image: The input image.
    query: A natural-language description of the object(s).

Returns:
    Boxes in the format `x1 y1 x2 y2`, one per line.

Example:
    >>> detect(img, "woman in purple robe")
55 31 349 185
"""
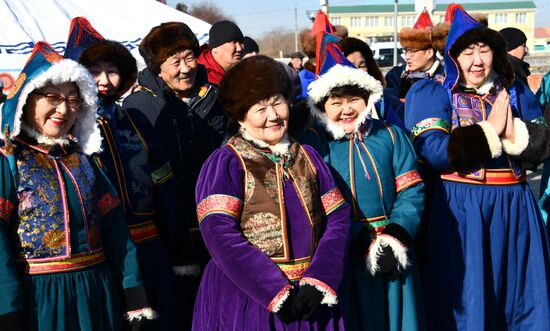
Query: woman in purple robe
192 55 351 330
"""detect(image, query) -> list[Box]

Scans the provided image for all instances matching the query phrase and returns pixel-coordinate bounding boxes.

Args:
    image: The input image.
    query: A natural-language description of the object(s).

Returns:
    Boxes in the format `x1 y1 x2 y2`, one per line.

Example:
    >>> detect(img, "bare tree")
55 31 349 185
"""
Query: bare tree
189 1 232 24
175 2 188 13
257 27 296 59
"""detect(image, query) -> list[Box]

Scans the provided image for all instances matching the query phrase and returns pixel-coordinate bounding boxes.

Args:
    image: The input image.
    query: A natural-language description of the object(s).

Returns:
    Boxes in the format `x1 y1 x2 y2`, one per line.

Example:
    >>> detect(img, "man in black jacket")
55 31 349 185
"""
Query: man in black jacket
123 21 227 328
500 27 531 85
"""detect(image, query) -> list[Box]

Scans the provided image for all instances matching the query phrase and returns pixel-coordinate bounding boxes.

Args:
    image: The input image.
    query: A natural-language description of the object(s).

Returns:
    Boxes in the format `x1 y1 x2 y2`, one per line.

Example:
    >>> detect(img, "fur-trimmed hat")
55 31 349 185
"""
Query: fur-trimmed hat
400 9 434 50
300 29 316 57
218 55 290 122
2 42 101 155
79 40 137 98
139 22 199 75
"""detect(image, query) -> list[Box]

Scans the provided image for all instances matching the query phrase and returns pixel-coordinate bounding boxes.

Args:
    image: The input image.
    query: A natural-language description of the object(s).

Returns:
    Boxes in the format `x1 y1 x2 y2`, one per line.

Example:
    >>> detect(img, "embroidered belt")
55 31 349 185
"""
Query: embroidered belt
22 251 106 275
129 220 160 244
277 259 311 281
441 169 525 185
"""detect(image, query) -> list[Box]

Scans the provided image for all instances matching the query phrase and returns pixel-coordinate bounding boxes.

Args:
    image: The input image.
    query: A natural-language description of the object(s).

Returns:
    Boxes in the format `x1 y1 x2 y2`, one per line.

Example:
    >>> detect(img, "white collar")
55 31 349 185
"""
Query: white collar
310 105 373 140
21 123 71 146
240 129 291 156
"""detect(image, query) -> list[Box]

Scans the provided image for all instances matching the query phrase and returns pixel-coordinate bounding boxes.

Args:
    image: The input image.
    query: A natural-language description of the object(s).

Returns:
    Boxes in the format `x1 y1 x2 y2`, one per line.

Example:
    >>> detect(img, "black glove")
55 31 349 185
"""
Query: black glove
375 245 399 280
294 285 324 321
350 226 373 258
276 290 302 324
129 318 154 331
0 311 25 331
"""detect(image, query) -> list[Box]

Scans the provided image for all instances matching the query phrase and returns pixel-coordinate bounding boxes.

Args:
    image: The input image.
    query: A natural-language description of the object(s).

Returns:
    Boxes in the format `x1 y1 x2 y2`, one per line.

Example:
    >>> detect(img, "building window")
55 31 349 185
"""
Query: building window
516 12 526 24
384 16 394 27
350 16 362 27
401 15 414 27
331 17 341 26
366 16 379 27
495 13 507 24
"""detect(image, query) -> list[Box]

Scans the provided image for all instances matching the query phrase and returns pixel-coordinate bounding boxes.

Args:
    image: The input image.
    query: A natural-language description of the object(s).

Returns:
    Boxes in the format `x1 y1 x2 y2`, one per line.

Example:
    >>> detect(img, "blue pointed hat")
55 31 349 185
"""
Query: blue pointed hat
1 42 102 155
316 32 355 76
442 7 483 90
64 17 104 61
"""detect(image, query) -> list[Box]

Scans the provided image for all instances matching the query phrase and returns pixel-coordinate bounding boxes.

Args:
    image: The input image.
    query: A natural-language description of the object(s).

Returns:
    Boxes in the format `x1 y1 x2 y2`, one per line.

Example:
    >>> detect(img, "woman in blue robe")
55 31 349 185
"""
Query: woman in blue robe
300 63 425 331
405 8 550 330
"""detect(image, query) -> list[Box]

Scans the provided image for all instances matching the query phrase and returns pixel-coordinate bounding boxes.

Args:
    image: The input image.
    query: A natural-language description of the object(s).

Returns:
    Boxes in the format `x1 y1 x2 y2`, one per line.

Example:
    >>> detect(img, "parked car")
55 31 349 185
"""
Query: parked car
371 42 405 68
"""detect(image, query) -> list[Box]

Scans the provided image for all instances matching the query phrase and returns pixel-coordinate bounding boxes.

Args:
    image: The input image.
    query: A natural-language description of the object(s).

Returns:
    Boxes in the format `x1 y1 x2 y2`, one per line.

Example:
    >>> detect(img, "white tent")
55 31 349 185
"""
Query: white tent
0 0 211 92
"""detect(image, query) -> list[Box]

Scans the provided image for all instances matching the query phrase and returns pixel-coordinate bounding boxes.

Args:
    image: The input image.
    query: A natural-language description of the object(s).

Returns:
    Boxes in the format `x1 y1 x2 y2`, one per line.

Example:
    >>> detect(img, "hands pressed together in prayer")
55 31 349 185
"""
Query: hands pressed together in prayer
488 89 515 143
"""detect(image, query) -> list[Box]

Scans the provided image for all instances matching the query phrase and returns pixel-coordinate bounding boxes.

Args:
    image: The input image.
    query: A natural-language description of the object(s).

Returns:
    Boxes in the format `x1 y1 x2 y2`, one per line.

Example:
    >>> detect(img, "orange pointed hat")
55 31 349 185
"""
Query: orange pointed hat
400 9 434 50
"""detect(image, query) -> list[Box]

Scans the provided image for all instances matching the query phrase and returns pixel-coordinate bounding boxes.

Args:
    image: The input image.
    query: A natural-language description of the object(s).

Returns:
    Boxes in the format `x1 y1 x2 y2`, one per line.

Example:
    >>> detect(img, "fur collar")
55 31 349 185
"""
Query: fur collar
240 129 291 156
310 104 373 140
21 123 71 146
459 72 497 95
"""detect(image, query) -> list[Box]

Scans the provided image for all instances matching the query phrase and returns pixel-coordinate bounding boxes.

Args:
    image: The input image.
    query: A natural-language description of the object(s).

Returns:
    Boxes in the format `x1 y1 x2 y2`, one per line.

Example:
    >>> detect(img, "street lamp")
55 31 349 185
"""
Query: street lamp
393 0 398 66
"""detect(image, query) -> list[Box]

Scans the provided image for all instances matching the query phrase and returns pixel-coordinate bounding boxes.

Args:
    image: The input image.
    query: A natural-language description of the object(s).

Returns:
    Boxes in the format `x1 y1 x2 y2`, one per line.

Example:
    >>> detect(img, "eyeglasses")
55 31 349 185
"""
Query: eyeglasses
30 92 82 108
403 48 428 56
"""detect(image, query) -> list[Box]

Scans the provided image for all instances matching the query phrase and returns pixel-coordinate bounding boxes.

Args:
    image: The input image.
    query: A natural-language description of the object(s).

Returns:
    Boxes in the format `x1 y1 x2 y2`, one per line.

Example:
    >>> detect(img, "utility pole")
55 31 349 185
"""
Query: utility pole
321 0 328 14
295 5 298 52
393 0 398 66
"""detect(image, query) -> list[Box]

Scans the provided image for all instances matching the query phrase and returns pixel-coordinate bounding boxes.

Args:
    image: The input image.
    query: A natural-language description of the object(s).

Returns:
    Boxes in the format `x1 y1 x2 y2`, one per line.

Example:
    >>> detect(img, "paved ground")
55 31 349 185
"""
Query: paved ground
527 168 543 197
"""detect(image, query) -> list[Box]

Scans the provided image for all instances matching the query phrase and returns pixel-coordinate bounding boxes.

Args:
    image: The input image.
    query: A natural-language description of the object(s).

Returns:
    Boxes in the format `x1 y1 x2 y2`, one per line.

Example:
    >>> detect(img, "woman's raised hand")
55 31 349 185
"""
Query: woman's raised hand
487 90 510 136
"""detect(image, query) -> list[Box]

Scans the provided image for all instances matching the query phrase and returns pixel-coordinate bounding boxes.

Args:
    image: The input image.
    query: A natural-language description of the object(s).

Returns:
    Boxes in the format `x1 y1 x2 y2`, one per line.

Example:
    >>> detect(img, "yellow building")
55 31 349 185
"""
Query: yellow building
328 1 537 51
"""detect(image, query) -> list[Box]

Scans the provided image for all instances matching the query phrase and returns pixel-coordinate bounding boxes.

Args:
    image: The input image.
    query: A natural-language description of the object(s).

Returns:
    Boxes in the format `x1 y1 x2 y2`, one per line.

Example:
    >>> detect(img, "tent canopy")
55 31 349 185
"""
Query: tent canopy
0 0 211 91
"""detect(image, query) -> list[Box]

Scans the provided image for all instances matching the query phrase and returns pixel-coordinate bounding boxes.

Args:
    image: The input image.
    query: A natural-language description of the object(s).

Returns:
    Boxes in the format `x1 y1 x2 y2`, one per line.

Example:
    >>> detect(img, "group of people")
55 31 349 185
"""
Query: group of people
0 4 549 331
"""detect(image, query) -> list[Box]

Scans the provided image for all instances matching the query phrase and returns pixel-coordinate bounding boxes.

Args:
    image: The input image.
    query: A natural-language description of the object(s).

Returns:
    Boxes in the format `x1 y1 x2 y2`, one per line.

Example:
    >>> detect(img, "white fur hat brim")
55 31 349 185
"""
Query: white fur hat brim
12 59 102 155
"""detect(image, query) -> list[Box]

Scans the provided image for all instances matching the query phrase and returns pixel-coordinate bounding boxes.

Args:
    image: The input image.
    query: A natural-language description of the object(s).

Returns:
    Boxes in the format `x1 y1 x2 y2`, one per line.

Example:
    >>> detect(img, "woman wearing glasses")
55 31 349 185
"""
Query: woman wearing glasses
0 42 153 331
405 8 550 330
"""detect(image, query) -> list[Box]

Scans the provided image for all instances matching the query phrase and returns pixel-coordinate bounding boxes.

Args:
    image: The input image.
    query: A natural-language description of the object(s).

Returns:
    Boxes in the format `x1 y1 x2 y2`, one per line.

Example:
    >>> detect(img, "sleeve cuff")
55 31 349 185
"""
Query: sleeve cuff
299 277 338 306
267 284 292 313
501 118 529 156
476 121 503 158
366 234 410 276
172 264 201 277
126 307 158 321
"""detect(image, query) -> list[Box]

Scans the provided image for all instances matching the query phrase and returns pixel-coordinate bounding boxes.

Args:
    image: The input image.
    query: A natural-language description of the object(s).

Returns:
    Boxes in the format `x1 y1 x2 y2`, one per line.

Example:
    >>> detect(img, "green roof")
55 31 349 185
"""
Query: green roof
329 1 536 14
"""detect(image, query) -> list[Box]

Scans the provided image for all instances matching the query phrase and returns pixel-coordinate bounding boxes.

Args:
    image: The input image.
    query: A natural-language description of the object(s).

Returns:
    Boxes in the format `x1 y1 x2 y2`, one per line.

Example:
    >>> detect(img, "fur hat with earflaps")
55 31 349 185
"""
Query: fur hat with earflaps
139 22 199 75
218 55 290 122
400 9 434 50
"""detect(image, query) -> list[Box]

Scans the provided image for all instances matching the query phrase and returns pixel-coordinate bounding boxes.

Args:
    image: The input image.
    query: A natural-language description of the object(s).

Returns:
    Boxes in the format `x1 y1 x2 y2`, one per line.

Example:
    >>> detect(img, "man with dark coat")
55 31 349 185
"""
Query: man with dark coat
500 27 530 85
384 10 444 132
197 20 244 85
122 21 227 329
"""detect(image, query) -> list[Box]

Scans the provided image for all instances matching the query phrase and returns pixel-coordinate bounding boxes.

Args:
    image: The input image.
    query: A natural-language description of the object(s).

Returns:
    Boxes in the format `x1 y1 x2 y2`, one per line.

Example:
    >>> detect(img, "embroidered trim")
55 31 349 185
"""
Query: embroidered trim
23 251 106 275
277 258 311 281
97 192 121 218
126 308 158 321
151 162 174 186
0 197 15 222
395 170 422 193
531 116 548 127
299 277 338 306
410 118 451 141
196 194 243 223
321 187 345 216
501 118 529 156
128 221 159 244
268 283 293 313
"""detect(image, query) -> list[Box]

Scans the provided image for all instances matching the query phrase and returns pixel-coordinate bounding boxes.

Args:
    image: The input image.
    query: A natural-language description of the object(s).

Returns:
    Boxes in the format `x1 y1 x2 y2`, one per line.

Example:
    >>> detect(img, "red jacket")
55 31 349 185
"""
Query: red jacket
197 45 224 86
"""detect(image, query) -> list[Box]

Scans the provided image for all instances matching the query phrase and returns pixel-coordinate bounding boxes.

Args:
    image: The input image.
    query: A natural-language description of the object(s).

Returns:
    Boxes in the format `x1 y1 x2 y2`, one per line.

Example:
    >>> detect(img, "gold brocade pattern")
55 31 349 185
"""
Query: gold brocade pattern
241 212 283 256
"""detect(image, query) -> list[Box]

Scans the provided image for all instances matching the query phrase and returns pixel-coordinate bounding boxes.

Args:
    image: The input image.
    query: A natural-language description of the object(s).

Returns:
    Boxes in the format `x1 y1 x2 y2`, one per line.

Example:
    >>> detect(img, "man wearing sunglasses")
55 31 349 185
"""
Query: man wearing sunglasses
384 10 444 132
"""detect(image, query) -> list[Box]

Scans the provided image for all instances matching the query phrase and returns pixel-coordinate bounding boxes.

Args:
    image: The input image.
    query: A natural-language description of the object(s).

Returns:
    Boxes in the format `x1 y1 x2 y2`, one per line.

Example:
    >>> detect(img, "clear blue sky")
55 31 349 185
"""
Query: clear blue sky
166 0 550 38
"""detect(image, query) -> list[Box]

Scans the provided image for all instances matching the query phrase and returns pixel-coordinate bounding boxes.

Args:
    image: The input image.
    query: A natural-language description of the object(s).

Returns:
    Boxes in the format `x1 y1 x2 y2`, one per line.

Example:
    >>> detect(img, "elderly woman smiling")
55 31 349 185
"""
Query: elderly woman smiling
0 42 153 331
192 55 350 330
405 8 550 331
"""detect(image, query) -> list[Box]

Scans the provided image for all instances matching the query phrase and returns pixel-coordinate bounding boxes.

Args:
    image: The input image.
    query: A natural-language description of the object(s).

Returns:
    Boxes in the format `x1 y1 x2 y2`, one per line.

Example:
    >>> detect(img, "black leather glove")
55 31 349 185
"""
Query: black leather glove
276 290 302 324
350 226 373 258
375 245 399 280
294 285 324 321
129 318 154 331
0 311 25 331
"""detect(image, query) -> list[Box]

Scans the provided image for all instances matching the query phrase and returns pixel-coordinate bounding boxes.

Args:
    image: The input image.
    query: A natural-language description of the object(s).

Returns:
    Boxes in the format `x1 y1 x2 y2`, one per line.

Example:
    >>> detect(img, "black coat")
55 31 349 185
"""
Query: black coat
508 54 531 86
123 65 227 264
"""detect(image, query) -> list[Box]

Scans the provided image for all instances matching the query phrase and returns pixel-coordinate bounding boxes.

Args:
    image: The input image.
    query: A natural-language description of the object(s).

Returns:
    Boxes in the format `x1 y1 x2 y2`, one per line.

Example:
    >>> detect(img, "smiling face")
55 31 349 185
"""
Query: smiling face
159 49 198 98
323 95 368 133
88 61 121 98
239 94 289 145
24 82 80 139
456 42 494 88
212 40 244 71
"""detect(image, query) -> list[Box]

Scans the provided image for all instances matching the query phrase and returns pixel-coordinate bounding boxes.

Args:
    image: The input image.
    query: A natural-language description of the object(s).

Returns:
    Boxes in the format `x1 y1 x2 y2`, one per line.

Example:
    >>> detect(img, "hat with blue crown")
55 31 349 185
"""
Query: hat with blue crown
64 17 105 61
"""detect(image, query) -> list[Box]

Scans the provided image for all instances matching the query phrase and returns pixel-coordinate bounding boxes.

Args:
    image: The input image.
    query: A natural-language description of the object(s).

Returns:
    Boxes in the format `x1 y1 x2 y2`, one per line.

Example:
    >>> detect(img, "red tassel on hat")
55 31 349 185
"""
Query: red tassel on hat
444 3 464 24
